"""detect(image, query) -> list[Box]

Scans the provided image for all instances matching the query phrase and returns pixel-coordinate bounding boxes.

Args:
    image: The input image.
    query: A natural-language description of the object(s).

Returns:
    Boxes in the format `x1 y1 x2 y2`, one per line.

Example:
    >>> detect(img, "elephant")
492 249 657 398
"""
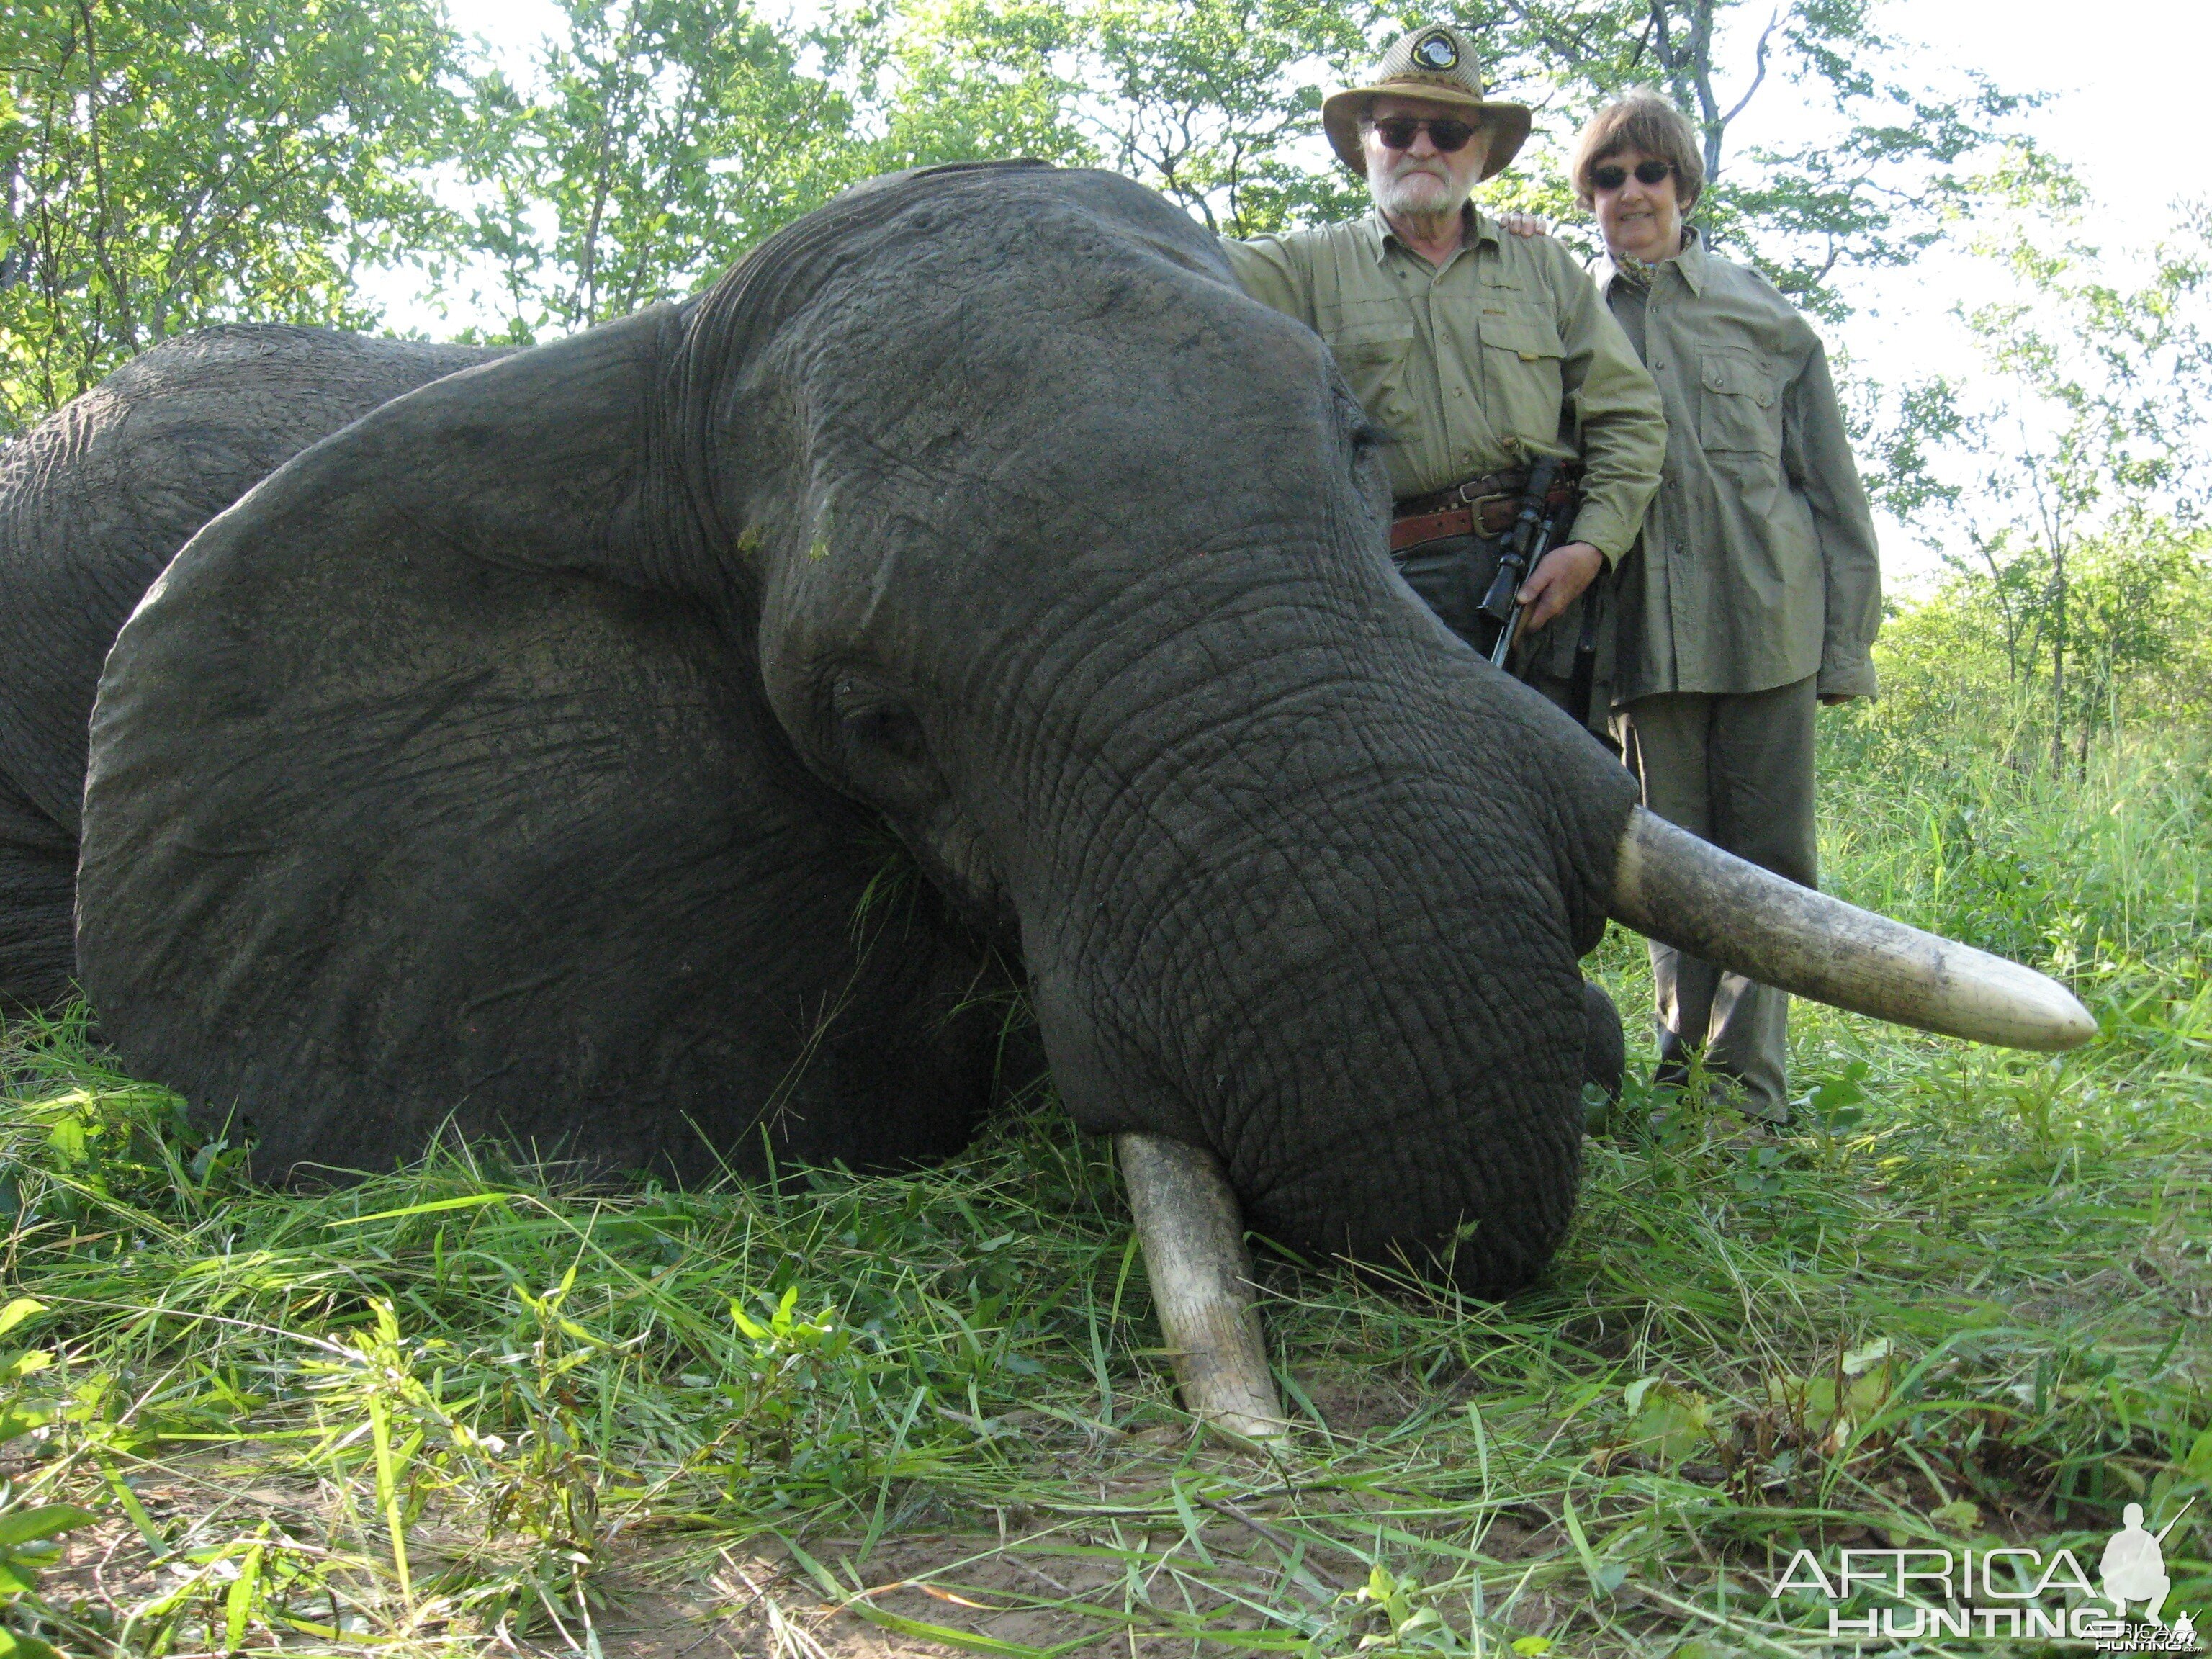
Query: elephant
28 164 2090 1310
0 326 502 1010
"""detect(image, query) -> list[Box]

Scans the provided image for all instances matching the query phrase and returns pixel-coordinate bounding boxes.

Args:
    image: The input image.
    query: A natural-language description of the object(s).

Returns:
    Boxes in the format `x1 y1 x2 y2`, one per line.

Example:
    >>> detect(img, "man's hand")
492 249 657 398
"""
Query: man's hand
1516 541 1604 631
1497 212 1551 238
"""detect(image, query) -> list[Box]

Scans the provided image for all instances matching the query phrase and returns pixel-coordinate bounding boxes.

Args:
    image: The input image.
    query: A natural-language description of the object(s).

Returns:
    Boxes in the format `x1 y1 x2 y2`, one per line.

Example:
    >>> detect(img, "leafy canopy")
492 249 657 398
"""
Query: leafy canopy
0 0 467 433
0 0 2058 413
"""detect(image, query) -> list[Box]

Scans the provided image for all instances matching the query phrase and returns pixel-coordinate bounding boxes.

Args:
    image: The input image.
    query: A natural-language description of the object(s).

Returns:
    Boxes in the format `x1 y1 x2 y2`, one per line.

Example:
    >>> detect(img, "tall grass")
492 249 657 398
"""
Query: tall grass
1 718 2206 1658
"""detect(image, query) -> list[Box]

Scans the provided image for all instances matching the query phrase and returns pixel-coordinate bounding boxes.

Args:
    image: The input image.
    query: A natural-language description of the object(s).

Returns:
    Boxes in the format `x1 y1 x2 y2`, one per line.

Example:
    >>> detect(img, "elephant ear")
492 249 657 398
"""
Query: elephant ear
77 313 999 1184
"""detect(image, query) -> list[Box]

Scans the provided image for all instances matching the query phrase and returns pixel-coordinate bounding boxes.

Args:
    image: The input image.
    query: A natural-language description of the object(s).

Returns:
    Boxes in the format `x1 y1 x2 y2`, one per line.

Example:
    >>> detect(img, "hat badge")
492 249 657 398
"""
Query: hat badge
1411 31 1458 71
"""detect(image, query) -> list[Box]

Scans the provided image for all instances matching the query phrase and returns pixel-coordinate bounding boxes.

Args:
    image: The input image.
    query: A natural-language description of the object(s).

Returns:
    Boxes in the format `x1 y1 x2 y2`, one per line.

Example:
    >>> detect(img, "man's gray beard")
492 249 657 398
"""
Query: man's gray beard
1370 168 1470 223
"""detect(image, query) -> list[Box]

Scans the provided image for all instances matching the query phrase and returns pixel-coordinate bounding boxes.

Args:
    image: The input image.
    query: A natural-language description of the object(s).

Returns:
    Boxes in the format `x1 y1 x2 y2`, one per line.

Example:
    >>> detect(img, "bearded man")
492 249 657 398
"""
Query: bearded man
1222 24 1665 731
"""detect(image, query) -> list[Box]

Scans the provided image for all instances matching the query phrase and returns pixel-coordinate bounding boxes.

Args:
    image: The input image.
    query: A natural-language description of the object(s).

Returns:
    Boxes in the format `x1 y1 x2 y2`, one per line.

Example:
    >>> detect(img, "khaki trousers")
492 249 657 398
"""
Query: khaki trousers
1614 676 1819 1120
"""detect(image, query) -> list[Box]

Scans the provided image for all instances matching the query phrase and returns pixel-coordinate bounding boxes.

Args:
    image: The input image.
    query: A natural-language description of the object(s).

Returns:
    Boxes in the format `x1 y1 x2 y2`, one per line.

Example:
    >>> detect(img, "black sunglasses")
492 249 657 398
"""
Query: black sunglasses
1591 159 1673 190
1367 116 1478 153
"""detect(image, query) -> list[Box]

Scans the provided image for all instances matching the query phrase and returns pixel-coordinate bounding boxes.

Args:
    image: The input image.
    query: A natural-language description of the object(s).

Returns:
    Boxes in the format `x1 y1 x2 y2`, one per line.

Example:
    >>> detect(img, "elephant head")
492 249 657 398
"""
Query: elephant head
76 163 2087 1303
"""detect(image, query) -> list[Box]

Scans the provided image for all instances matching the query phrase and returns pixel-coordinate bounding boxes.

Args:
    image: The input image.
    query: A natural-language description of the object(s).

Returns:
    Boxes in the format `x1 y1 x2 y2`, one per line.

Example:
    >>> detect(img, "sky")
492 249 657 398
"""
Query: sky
428 0 2212 583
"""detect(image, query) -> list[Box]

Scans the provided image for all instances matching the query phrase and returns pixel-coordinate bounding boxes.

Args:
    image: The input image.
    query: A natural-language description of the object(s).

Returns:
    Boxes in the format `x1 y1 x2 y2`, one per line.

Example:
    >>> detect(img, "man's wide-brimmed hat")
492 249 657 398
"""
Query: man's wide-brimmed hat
1321 24 1530 181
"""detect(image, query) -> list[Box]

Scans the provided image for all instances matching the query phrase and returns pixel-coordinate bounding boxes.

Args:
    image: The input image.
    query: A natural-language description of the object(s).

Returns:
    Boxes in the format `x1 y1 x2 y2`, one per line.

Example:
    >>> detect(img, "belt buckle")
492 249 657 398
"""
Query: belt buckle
1456 486 1509 523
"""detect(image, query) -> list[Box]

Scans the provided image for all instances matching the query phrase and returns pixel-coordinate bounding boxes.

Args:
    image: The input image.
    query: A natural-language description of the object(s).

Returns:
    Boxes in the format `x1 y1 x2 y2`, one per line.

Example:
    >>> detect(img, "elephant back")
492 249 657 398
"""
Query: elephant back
0 325 503 833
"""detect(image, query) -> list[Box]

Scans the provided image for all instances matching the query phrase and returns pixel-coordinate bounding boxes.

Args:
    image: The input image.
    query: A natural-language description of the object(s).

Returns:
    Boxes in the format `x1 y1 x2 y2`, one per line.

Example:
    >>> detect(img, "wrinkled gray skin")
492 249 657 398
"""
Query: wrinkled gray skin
0 328 501 1007
71 164 1637 1293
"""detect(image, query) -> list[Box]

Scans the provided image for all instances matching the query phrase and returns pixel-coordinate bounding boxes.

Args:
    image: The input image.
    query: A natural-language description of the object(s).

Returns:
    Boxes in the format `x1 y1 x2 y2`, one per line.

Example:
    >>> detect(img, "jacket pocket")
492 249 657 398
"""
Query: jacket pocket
1697 354 1782 456
1326 318 1419 433
1478 307 1567 446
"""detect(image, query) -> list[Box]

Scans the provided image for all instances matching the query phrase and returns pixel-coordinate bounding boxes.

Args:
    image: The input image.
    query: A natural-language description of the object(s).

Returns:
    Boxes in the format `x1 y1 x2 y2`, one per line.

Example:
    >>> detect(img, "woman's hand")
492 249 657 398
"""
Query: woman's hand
1496 212 1551 239
1517 541 1604 631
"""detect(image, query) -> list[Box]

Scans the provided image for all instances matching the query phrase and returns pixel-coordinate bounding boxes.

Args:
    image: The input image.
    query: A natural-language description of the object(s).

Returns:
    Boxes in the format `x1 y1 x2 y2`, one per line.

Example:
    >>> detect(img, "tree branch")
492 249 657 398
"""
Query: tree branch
1718 9 1779 132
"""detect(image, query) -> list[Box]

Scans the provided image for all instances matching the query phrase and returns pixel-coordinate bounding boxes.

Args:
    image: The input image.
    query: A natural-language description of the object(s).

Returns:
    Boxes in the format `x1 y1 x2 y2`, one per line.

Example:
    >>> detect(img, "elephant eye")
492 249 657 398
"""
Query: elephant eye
1336 386 1384 463
841 703 928 765
830 674 930 767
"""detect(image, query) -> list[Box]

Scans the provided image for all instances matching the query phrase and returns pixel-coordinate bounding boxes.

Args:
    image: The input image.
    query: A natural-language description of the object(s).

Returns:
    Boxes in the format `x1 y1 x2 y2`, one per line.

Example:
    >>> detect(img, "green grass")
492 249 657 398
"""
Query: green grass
0 725 2206 1659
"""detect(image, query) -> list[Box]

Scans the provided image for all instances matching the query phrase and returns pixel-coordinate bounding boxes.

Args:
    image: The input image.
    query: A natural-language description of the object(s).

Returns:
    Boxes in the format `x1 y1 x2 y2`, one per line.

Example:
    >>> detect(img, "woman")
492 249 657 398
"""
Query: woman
1573 92 1882 1123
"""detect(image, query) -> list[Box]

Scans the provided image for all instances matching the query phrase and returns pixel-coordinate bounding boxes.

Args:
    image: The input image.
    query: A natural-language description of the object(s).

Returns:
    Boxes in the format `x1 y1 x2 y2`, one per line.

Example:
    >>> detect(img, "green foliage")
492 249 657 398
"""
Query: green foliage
842 0 1382 235
453 0 869 339
1858 186 2212 775
0 0 2067 431
1074 0 1380 235
1825 693 2212 1014
855 0 1100 175
1855 525 2212 780
0 1299 95 1659
848 0 2054 281
0 0 469 431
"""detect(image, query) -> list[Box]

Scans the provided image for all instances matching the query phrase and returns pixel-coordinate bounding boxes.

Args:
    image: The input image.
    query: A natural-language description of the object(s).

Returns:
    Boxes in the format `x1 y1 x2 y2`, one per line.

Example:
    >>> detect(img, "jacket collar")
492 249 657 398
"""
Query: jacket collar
1599 223 1707 297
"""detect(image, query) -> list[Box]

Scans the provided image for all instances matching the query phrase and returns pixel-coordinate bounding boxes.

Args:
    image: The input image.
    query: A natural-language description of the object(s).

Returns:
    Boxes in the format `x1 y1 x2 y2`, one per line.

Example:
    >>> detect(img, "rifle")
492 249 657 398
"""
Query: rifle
1475 456 1572 670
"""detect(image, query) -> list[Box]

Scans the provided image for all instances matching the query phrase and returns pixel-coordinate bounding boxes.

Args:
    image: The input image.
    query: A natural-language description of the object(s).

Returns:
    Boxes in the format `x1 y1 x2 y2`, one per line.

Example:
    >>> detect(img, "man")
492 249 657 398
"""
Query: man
1221 24 1665 729
1569 91 1881 1123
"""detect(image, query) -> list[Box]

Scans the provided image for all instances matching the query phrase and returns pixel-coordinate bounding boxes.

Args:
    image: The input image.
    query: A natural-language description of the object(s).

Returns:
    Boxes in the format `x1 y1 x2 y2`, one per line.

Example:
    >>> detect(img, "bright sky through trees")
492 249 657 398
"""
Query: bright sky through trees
1805 1 2209 470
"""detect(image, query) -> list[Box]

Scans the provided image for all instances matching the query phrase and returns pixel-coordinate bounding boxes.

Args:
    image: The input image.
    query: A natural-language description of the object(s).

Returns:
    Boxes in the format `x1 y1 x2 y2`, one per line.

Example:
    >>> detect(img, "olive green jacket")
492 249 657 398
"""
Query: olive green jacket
1222 207 1665 565
1601 230 1881 703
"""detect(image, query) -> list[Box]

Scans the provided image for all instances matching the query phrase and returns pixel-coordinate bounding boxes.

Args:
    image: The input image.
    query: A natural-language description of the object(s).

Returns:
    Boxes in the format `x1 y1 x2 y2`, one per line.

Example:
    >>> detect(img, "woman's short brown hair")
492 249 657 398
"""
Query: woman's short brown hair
1570 91 1704 212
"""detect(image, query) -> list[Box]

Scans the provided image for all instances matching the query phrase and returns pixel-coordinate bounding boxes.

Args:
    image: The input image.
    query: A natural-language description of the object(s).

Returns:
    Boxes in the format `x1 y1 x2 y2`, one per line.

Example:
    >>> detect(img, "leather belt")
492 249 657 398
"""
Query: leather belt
1390 464 1579 554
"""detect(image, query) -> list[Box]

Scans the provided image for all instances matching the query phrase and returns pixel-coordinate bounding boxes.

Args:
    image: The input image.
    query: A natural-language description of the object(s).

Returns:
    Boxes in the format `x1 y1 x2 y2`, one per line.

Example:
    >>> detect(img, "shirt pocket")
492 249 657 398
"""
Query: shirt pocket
1478 306 1567 445
1326 318 1419 434
1697 354 1782 457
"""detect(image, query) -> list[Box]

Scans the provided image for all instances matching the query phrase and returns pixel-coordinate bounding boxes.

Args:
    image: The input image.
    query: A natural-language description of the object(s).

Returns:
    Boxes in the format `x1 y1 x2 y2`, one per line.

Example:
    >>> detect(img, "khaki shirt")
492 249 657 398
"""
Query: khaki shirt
1222 207 1665 563
1602 230 1881 702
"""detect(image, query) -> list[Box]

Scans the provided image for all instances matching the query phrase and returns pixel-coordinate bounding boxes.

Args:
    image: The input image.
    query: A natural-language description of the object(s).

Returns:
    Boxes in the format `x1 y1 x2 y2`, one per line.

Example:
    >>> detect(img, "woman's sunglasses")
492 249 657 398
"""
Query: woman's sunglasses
1367 116 1478 154
1591 159 1674 190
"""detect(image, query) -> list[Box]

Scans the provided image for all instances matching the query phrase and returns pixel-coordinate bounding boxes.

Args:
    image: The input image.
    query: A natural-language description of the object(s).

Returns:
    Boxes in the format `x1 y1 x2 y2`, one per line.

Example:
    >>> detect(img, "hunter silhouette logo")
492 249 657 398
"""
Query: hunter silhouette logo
2095 1503 2200 1654
2105 1504 2175 1623
1768 1498 2200 1647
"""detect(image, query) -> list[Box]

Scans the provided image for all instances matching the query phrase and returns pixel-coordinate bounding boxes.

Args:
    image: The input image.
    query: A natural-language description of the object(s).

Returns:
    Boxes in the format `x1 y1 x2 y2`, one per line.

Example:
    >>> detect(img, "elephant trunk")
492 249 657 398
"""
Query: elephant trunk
1609 806 2095 1050
1017 645 1609 1303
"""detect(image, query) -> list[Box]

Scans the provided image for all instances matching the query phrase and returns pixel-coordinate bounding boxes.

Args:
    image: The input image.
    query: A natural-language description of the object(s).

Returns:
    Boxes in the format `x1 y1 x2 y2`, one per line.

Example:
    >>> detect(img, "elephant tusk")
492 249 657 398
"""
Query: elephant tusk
1115 1133 1287 1443
1609 806 2095 1052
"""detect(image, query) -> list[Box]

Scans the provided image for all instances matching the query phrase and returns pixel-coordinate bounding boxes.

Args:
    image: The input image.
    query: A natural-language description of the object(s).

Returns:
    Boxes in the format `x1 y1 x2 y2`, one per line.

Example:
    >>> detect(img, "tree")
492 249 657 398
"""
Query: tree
847 0 1375 235
852 0 1098 176
1929 198 2212 770
859 0 2050 310
452 0 870 340
1078 0 1377 235
0 0 467 433
419 0 2051 340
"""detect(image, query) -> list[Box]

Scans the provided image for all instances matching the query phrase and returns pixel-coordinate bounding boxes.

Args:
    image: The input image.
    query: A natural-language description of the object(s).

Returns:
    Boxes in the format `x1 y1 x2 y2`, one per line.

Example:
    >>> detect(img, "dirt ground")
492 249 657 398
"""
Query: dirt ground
27 1367 1560 1658
37 1460 1355 1659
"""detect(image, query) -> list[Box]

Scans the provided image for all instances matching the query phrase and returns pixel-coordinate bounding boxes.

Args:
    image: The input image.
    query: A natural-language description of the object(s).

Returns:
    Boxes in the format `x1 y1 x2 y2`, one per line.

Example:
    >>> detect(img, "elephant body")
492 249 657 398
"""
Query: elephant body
0 327 502 1007
12 166 1655 1293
